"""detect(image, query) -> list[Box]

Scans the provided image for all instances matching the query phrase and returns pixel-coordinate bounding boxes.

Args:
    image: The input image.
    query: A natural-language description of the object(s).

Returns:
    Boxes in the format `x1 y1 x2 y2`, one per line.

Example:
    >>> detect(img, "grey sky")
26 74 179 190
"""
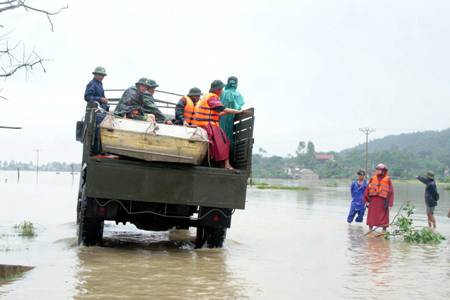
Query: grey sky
1 0 449 164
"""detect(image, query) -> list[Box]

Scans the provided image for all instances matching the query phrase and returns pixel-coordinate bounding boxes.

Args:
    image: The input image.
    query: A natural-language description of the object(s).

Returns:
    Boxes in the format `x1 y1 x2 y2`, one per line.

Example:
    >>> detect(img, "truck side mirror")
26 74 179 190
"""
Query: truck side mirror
76 121 84 142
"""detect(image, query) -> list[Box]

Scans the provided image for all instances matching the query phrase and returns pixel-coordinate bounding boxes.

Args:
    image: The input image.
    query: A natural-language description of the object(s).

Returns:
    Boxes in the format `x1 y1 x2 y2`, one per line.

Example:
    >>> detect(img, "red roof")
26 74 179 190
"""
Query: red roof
315 154 333 160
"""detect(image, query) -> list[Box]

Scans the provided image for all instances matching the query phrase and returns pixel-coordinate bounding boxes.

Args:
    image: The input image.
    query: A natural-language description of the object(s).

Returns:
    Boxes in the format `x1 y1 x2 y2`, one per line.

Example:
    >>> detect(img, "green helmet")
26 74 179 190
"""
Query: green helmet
135 78 152 88
92 66 107 76
187 87 202 97
425 171 435 179
149 79 159 88
209 79 225 92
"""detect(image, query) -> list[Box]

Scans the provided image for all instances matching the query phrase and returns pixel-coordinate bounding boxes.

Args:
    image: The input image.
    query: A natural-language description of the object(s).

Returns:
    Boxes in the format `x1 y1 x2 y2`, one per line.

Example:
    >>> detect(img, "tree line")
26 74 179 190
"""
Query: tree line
0 160 81 172
252 139 450 182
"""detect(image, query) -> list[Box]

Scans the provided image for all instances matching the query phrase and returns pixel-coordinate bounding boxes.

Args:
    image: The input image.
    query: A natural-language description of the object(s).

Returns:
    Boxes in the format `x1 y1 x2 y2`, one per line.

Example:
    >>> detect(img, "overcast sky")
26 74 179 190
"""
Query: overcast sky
1 0 449 164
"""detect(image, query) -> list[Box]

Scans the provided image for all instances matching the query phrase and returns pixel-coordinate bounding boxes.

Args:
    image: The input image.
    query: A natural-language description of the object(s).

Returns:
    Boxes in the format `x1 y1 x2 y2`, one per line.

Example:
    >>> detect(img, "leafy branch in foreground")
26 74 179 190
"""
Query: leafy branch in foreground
384 202 446 244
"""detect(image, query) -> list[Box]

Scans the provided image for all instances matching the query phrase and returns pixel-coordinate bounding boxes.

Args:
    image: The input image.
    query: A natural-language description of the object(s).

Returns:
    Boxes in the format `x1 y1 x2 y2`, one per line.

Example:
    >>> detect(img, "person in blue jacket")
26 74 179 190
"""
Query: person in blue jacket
84 66 109 124
84 66 109 154
347 170 368 223
416 171 440 228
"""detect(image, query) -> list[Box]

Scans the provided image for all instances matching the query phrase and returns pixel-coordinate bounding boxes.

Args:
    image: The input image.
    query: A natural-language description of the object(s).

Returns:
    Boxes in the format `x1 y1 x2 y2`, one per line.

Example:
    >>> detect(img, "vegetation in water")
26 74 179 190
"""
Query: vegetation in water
384 202 446 244
12 221 36 237
255 185 308 191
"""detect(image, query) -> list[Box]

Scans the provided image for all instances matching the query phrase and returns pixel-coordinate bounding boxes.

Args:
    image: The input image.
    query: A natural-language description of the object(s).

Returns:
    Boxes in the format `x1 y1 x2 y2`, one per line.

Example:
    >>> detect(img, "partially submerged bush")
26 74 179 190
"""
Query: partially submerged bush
12 221 36 237
385 203 446 244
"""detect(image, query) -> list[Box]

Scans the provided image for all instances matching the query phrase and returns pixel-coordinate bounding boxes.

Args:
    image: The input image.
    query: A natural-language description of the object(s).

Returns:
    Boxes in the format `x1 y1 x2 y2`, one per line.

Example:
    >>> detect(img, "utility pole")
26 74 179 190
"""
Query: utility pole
34 149 42 175
359 128 375 178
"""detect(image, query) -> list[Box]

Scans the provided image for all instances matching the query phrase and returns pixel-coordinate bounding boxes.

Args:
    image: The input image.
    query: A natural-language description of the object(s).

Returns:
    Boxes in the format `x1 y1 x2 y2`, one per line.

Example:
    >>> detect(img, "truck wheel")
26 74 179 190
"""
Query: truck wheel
76 168 87 225
195 226 206 248
195 226 227 248
205 227 227 248
76 200 81 225
78 187 104 246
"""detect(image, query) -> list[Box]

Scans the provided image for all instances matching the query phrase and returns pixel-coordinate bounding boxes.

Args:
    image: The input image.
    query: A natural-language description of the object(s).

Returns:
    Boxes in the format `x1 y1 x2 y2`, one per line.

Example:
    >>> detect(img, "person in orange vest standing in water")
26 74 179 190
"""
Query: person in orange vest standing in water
175 87 202 126
363 163 395 233
192 80 243 169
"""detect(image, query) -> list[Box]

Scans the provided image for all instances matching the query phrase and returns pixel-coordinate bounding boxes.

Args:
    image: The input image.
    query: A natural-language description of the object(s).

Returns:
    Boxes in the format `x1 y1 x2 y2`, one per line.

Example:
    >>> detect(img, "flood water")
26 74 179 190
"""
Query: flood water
0 171 449 299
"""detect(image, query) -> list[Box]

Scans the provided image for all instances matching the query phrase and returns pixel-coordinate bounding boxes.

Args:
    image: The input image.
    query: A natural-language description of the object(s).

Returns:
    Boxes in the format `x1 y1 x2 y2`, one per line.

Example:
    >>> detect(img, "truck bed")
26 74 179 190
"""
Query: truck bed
85 157 248 209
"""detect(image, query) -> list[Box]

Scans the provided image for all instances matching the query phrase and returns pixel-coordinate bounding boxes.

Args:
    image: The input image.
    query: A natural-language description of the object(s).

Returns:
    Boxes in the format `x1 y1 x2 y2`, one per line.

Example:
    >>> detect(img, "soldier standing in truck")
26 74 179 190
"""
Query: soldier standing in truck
84 66 109 153
84 66 109 116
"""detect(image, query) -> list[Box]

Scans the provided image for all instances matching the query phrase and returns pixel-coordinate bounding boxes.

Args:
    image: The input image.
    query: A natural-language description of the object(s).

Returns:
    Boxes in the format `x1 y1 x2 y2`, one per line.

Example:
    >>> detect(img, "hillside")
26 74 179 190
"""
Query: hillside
342 128 450 154
339 128 450 178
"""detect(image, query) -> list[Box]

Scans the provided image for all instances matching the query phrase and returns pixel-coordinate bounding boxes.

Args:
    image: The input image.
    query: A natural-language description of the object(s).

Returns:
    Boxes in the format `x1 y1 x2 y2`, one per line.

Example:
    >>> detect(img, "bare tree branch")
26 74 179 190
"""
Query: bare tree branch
0 1 68 31
0 1 66 98
0 54 47 78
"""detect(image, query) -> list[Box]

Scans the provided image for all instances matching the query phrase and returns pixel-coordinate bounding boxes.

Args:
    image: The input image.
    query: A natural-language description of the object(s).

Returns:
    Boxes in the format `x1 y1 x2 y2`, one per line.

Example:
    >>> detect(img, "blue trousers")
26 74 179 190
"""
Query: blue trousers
347 202 365 223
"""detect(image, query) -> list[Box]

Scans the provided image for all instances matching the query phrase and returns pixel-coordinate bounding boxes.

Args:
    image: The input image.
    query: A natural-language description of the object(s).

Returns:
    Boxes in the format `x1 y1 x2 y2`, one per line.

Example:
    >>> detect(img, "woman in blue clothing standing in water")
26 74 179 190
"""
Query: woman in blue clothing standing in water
347 170 368 223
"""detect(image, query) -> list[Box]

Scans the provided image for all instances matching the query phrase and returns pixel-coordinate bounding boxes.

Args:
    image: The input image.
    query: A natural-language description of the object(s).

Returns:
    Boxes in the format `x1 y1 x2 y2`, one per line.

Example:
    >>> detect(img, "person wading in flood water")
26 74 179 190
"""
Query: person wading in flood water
416 171 440 228
347 170 368 223
363 164 394 234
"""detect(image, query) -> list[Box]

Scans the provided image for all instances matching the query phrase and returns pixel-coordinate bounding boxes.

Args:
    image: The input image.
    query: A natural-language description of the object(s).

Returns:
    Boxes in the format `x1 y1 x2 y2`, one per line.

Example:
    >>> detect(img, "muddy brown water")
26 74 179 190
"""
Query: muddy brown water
0 171 449 299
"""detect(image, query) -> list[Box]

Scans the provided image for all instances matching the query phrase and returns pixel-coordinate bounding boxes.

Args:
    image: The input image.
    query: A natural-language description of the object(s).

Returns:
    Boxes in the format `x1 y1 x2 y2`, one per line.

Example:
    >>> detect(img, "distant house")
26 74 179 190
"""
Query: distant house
315 154 334 164
284 167 319 180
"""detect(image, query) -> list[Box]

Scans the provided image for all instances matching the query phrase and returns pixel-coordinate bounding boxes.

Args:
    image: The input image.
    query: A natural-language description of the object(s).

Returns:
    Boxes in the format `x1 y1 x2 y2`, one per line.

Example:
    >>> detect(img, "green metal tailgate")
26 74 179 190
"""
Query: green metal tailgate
85 158 248 209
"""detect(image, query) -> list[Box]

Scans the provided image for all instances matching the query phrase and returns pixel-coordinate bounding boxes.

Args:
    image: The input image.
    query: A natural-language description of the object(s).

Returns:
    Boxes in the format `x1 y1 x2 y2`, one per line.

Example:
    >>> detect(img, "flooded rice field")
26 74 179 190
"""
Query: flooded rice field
0 171 449 299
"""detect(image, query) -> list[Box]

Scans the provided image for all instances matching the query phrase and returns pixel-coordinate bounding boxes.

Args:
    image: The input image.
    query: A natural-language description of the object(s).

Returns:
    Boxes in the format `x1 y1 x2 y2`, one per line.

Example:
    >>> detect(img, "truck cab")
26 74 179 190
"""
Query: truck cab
76 90 254 248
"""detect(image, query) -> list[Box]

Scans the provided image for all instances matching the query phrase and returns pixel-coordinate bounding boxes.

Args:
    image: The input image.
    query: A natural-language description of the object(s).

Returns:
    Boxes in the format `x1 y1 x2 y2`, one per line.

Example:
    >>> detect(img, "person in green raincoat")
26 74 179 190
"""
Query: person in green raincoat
220 76 245 147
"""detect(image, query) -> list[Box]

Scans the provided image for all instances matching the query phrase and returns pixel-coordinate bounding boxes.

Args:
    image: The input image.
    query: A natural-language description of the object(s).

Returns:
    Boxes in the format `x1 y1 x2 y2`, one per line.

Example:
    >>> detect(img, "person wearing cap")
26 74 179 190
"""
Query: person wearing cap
175 87 202 126
142 79 173 124
84 66 109 124
192 80 243 169
416 171 440 228
347 170 368 223
363 163 395 233
220 76 245 147
114 78 155 122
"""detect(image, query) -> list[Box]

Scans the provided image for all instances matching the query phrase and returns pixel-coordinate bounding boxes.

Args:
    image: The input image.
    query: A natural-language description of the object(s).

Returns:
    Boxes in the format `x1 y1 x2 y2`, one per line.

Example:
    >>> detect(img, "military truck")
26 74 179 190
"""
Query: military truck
76 91 254 248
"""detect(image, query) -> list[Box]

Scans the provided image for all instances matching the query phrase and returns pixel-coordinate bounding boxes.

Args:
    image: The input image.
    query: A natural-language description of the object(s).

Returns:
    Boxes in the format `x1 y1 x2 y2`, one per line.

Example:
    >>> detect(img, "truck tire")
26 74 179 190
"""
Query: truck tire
76 168 87 225
195 226 227 248
76 199 81 225
78 187 104 246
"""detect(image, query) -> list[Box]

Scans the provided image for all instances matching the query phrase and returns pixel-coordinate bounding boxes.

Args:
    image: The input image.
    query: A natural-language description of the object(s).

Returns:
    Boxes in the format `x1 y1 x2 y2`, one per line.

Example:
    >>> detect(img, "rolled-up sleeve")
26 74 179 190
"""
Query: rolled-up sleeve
208 96 225 113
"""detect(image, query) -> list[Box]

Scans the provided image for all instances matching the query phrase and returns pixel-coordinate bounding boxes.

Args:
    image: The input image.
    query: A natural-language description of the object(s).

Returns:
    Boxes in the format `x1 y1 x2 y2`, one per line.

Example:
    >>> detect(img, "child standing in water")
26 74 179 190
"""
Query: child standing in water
347 170 368 223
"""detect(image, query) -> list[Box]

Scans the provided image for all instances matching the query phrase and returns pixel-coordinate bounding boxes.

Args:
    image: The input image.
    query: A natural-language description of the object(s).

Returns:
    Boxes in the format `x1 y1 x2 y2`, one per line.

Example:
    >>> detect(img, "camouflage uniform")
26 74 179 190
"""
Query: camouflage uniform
142 91 169 123
114 86 149 120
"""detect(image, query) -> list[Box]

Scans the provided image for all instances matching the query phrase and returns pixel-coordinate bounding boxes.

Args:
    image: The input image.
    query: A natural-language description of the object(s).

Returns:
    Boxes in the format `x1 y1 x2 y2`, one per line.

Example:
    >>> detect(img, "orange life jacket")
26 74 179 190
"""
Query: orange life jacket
182 96 195 124
368 174 391 199
192 93 220 127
